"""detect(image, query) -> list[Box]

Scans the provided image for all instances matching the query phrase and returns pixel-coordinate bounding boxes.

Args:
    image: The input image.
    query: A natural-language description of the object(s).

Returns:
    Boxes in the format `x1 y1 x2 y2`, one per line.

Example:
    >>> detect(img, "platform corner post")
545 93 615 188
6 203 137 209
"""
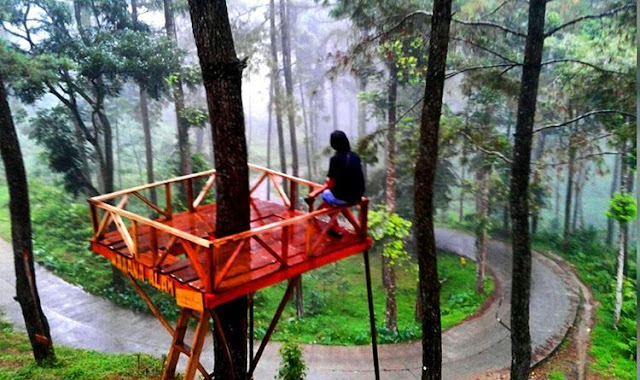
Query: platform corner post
363 249 380 380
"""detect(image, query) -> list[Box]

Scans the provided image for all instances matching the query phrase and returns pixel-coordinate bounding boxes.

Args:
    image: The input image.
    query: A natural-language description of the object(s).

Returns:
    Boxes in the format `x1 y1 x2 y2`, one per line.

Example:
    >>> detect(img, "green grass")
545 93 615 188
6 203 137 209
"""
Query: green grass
254 252 493 345
0 318 164 380
0 181 493 345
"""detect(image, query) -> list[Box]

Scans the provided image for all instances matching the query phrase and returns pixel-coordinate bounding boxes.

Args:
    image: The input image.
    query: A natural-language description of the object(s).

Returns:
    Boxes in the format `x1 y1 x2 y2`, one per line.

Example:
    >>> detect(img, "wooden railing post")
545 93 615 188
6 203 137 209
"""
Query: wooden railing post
289 180 297 212
359 198 369 239
186 178 194 212
131 220 138 259
165 183 173 219
150 228 158 265
90 203 99 236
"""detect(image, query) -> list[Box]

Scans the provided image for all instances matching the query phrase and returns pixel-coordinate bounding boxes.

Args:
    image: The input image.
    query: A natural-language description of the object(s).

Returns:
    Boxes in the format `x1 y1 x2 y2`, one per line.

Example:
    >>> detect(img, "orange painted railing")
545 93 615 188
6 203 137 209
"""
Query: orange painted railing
88 164 369 293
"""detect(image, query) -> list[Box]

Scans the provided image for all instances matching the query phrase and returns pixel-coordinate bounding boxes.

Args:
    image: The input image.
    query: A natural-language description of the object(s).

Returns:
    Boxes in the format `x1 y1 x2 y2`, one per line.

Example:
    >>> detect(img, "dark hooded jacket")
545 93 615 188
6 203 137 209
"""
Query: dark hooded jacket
327 131 365 203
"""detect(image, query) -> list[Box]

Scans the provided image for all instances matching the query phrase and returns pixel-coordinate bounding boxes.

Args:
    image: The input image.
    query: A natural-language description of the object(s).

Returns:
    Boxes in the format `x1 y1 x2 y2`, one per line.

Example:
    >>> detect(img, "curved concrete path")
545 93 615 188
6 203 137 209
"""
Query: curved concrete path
0 228 580 379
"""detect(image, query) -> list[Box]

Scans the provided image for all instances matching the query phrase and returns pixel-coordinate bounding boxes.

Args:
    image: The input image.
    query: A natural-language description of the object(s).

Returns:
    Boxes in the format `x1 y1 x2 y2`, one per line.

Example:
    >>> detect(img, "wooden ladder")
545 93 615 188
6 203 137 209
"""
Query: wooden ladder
162 308 212 380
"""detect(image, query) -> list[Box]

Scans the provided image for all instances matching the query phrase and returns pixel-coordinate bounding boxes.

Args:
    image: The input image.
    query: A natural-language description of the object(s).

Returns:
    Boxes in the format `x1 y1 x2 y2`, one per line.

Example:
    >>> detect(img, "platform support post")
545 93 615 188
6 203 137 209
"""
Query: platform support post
363 249 380 380
249 293 255 367
248 276 299 378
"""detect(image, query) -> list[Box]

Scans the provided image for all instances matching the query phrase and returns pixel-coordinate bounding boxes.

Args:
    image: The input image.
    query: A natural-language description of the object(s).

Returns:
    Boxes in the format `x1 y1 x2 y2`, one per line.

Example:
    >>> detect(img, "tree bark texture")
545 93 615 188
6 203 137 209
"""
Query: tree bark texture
606 153 620 244
613 226 625 328
357 73 367 138
414 1 452 378
509 1 546 379
164 0 192 176
0 71 55 364
279 0 303 316
563 124 575 251
140 89 157 204
530 130 546 234
132 0 157 204
383 62 399 334
279 0 298 179
474 164 490 294
187 0 250 378
269 0 287 175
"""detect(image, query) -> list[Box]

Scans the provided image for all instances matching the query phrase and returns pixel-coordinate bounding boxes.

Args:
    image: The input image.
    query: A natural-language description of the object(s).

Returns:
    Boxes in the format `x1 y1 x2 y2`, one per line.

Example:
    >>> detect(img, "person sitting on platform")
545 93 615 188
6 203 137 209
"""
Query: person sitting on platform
306 130 365 236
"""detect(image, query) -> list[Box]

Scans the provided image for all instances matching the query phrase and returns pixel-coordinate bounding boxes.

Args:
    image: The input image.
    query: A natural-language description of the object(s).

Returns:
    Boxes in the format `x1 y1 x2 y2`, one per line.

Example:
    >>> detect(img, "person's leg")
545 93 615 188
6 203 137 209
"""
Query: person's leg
320 190 349 237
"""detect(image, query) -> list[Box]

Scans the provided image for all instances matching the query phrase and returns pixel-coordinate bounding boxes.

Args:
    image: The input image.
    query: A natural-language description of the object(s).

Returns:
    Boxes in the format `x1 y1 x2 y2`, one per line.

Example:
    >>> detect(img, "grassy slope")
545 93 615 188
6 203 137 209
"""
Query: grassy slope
0 319 163 380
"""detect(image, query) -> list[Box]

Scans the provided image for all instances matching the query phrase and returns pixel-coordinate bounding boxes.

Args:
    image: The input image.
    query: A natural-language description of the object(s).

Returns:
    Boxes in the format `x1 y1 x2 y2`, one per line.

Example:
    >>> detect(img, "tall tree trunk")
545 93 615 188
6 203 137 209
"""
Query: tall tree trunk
269 0 286 175
459 146 466 223
140 89 157 203
414 1 451 378
563 124 575 251
0 71 55 364
97 103 125 291
115 116 123 189
622 150 633 277
299 83 312 178
280 0 298 179
572 164 585 232
509 1 546 378
606 153 620 244
475 163 490 294
331 76 338 131
356 73 367 138
530 130 546 234
383 62 398 334
132 0 157 203
279 0 302 317
267 81 273 199
613 224 625 328
164 0 191 175
188 1 250 378
310 91 318 178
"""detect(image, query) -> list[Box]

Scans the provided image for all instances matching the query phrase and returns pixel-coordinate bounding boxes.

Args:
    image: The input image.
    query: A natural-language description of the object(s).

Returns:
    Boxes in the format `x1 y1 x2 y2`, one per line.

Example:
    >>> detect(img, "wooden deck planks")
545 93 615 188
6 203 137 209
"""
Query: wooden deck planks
93 198 370 305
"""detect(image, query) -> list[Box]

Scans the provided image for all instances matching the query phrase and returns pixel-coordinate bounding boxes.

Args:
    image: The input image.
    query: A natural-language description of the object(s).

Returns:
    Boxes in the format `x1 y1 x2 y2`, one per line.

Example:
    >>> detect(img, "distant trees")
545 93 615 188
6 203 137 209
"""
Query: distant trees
1 0 181 197
0 70 55 364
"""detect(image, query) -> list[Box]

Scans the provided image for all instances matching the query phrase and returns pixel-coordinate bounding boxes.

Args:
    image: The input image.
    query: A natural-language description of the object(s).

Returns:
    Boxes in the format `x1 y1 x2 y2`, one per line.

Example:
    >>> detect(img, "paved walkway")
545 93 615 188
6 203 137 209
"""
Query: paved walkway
0 228 580 379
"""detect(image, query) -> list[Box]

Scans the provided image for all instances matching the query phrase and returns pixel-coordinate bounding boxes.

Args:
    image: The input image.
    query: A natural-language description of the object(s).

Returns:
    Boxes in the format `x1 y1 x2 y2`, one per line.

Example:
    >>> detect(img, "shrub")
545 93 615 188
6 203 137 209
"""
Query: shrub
277 342 306 380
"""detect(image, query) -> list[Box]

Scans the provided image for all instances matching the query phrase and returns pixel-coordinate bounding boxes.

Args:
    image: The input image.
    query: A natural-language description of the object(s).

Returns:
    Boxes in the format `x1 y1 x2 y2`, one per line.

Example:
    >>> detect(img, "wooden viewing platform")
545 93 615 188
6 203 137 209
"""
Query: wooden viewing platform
89 164 372 311
87 164 377 380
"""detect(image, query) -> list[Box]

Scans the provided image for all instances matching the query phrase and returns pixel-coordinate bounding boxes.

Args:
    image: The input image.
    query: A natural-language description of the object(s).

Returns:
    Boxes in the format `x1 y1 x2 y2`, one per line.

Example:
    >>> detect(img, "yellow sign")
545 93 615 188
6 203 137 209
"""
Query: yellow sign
111 255 175 297
176 288 204 311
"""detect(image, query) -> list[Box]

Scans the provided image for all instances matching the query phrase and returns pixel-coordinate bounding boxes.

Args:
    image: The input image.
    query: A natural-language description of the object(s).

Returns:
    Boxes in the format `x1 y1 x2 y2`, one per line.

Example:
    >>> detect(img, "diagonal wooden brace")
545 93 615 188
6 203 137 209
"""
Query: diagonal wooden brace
125 275 211 380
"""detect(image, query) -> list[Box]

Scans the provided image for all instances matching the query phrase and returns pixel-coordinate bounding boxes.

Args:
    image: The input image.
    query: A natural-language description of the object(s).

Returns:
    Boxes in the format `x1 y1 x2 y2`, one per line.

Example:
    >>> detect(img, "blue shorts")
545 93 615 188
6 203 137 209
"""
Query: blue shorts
321 189 351 206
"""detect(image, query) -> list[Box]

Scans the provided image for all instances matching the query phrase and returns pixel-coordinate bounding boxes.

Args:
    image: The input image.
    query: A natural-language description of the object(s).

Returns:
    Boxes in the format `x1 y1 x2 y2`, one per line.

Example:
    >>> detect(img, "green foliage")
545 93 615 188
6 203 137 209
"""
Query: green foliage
29 107 89 196
277 342 306 380
368 207 411 266
179 107 209 129
532 228 637 379
605 192 637 224
0 315 164 379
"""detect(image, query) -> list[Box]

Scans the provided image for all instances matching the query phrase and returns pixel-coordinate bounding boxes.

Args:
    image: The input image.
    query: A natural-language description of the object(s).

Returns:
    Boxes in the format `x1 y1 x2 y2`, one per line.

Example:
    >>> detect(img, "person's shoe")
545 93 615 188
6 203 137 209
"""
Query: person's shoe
327 226 343 238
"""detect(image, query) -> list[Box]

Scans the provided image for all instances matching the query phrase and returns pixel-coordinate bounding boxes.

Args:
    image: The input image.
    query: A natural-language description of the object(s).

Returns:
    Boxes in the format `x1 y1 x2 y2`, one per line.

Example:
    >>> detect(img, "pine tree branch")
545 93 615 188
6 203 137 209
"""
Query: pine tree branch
445 63 517 79
539 151 620 166
368 10 526 43
540 58 629 75
544 3 636 37
459 131 512 164
533 110 636 133
450 36 519 64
